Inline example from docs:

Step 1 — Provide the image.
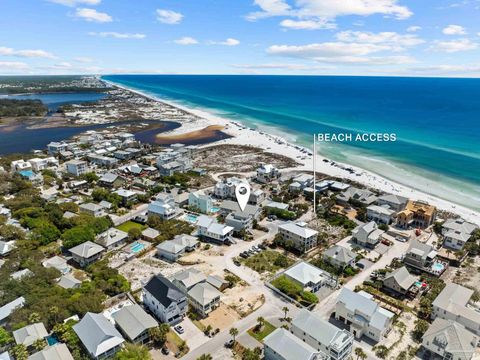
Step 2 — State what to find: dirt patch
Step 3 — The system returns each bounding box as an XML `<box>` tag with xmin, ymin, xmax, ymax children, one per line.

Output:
<box><xmin>200</xmin><ymin>303</ymin><xmax>240</xmax><ymax>331</ymax></box>
<box><xmin>193</xmin><ymin>144</ymin><xmax>300</xmax><ymax>172</ymax></box>
<box><xmin>223</xmin><ymin>285</ymin><xmax>265</xmax><ymax>318</ymax></box>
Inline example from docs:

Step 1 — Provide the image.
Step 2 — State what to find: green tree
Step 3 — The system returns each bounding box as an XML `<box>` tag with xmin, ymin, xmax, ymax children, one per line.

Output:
<box><xmin>62</xmin><ymin>226</ymin><xmax>95</xmax><ymax>249</ymax></box>
<box><xmin>114</xmin><ymin>343</ymin><xmax>152</xmax><ymax>360</ymax></box>
<box><xmin>256</xmin><ymin>317</ymin><xmax>265</xmax><ymax>331</ymax></box>
<box><xmin>0</xmin><ymin>326</ymin><xmax>13</xmax><ymax>347</ymax></box>
<box><xmin>128</xmin><ymin>227</ymin><xmax>142</xmax><ymax>241</ymax></box>
<box><xmin>282</xmin><ymin>306</ymin><xmax>289</xmax><ymax>320</ymax></box>
<box><xmin>29</xmin><ymin>312</ymin><xmax>41</xmax><ymax>324</ymax></box>
<box><xmin>11</xmin><ymin>344</ymin><xmax>28</xmax><ymax>360</ymax></box>
<box><xmin>412</xmin><ymin>319</ymin><xmax>429</xmax><ymax>342</ymax></box>
<box><xmin>81</xmin><ymin>172</ymin><xmax>99</xmax><ymax>184</ymax></box>
<box><xmin>149</xmin><ymin>324</ymin><xmax>170</xmax><ymax>346</ymax></box>
<box><xmin>355</xmin><ymin>347</ymin><xmax>367</xmax><ymax>360</ymax></box>
<box><xmin>197</xmin><ymin>355</ymin><xmax>213</xmax><ymax>360</ymax></box>
<box><xmin>229</xmin><ymin>327</ymin><xmax>239</xmax><ymax>344</ymax></box>
<box><xmin>33</xmin><ymin>338</ymin><xmax>47</xmax><ymax>352</ymax></box>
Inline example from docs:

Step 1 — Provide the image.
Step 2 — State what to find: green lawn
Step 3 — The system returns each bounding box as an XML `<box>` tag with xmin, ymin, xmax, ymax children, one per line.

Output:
<box><xmin>116</xmin><ymin>221</ymin><xmax>145</xmax><ymax>232</ymax></box>
<box><xmin>247</xmin><ymin>321</ymin><xmax>276</xmax><ymax>342</ymax></box>
<box><xmin>242</xmin><ymin>250</ymin><xmax>294</xmax><ymax>274</ymax></box>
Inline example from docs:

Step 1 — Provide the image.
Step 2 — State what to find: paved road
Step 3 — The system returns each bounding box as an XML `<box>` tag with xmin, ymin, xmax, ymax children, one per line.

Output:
<box><xmin>110</xmin><ymin>203</ymin><xmax>148</xmax><ymax>226</ymax></box>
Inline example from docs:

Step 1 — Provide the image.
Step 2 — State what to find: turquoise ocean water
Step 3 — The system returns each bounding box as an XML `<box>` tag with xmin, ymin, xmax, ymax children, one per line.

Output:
<box><xmin>102</xmin><ymin>75</ymin><xmax>480</xmax><ymax>211</ymax></box>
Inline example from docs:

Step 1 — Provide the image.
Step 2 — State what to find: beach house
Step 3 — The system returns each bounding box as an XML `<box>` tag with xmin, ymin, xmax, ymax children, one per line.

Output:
<box><xmin>376</xmin><ymin>194</ymin><xmax>408</xmax><ymax>212</ymax></box>
<box><xmin>196</xmin><ymin>215</ymin><xmax>234</xmax><ymax>244</ymax></box>
<box><xmin>73</xmin><ymin>313</ymin><xmax>125</xmax><ymax>360</ymax></box>
<box><xmin>69</xmin><ymin>241</ymin><xmax>105</xmax><ymax>267</ymax></box>
<box><xmin>351</xmin><ymin>221</ymin><xmax>384</xmax><ymax>248</ymax></box>
<box><xmin>256</xmin><ymin>164</ymin><xmax>279</xmax><ymax>183</ymax></box>
<box><xmin>188</xmin><ymin>190</ymin><xmax>213</xmax><ymax>213</ymax></box>
<box><xmin>112</xmin><ymin>304</ymin><xmax>158</xmax><ymax>344</ymax></box>
<box><xmin>291</xmin><ymin>309</ymin><xmax>353</xmax><ymax>360</ymax></box>
<box><xmin>95</xmin><ymin>228</ymin><xmax>128</xmax><ymax>250</ymax></box>
<box><xmin>323</xmin><ymin>245</ymin><xmax>356</xmax><ymax>270</ymax></box>
<box><xmin>277</xmin><ymin>222</ymin><xmax>318</xmax><ymax>253</ymax></box>
<box><xmin>283</xmin><ymin>261</ymin><xmax>334</xmax><ymax>293</ymax></box>
<box><xmin>65</xmin><ymin>159</ymin><xmax>88</xmax><ymax>177</ymax></box>
<box><xmin>382</xmin><ymin>266</ymin><xmax>418</xmax><ymax>296</ymax></box>
<box><xmin>442</xmin><ymin>218</ymin><xmax>478</xmax><ymax>251</ymax></box>
<box><xmin>263</xmin><ymin>328</ymin><xmax>327</xmax><ymax>360</ymax></box>
<box><xmin>335</xmin><ymin>288</ymin><xmax>394</xmax><ymax>342</ymax></box>
<box><xmin>148</xmin><ymin>193</ymin><xmax>177</xmax><ymax>219</ymax></box>
<box><xmin>156</xmin><ymin>234</ymin><xmax>199</xmax><ymax>262</ymax></box>
<box><xmin>432</xmin><ymin>283</ymin><xmax>480</xmax><ymax>336</ymax></box>
<box><xmin>366</xmin><ymin>205</ymin><xmax>396</xmax><ymax>224</ymax></box>
<box><xmin>214</xmin><ymin>177</ymin><xmax>242</xmax><ymax>199</ymax></box>
<box><xmin>397</xmin><ymin>200</ymin><xmax>436</xmax><ymax>229</ymax></box>
<box><xmin>422</xmin><ymin>318</ymin><xmax>478</xmax><ymax>360</ymax></box>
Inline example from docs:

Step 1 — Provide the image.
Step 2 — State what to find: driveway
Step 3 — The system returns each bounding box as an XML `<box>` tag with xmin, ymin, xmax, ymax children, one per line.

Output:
<box><xmin>176</xmin><ymin>317</ymin><xmax>209</xmax><ymax>351</ymax></box>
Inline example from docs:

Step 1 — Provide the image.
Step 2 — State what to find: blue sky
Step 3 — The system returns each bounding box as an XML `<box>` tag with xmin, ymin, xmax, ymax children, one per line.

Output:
<box><xmin>1</xmin><ymin>0</ymin><xmax>480</xmax><ymax>76</ymax></box>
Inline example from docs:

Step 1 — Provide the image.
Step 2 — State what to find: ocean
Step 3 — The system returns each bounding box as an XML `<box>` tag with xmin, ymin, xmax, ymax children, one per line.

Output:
<box><xmin>102</xmin><ymin>75</ymin><xmax>480</xmax><ymax>211</ymax></box>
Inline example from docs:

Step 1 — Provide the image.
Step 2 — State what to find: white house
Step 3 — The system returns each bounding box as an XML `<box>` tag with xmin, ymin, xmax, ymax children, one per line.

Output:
<box><xmin>366</xmin><ymin>205</ymin><xmax>395</xmax><ymax>225</ymax></box>
<box><xmin>214</xmin><ymin>177</ymin><xmax>241</xmax><ymax>199</ymax></box>
<box><xmin>65</xmin><ymin>160</ymin><xmax>88</xmax><ymax>177</ymax></box>
<box><xmin>79</xmin><ymin>203</ymin><xmax>104</xmax><ymax>218</ymax></box>
<box><xmin>263</xmin><ymin>328</ymin><xmax>326</xmax><ymax>360</ymax></box>
<box><xmin>187</xmin><ymin>282</ymin><xmax>222</xmax><ymax>317</ymax></box>
<box><xmin>283</xmin><ymin>261</ymin><xmax>334</xmax><ymax>293</ymax></box>
<box><xmin>335</xmin><ymin>288</ymin><xmax>394</xmax><ymax>342</ymax></box>
<box><xmin>278</xmin><ymin>222</ymin><xmax>318</xmax><ymax>253</ymax></box>
<box><xmin>256</xmin><ymin>164</ymin><xmax>279</xmax><ymax>183</ymax></box>
<box><xmin>148</xmin><ymin>193</ymin><xmax>177</xmax><ymax>219</ymax></box>
<box><xmin>156</xmin><ymin>234</ymin><xmax>199</xmax><ymax>262</ymax></box>
<box><xmin>351</xmin><ymin>221</ymin><xmax>384</xmax><ymax>248</ymax></box>
<box><xmin>95</xmin><ymin>228</ymin><xmax>128</xmax><ymax>250</ymax></box>
<box><xmin>143</xmin><ymin>275</ymin><xmax>187</xmax><ymax>325</ymax></box>
<box><xmin>432</xmin><ymin>283</ymin><xmax>480</xmax><ymax>336</ymax></box>
<box><xmin>422</xmin><ymin>318</ymin><xmax>478</xmax><ymax>360</ymax></box>
<box><xmin>291</xmin><ymin>309</ymin><xmax>353</xmax><ymax>360</ymax></box>
<box><xmin>196</xmin><ymin>215</ymin><xmax>234</xmax><ymax>244</ymax></box>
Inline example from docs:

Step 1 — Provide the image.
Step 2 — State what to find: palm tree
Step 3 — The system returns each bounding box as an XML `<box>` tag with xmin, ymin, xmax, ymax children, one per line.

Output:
<box><xmin>256</xmin><ymin>316</ymin><xmax>265</xmax><ymax>330</ymax></box>
<box><xmin>197</xmin><ymin>355</ymin><xmax>213</xmax><ymax>360</ymax></box>
<box><xmin>229</xmin><ymin>327</ymin><xmax>239</xmax><ymax>344</ymax></box>
<box><xmin>33</xmin><ymin>339</ymin><xmax>46</xmax><ymax>352</ymax></box>
<box><xmin>355</xmin><ymin>347</ymin><xmax>367</xmax><ymax>360</ymax></box>
<box><xmin>282</xmin><ymin>306</ymin><xmax>289</xmax><ymax>320</ymax></box>
<box><xmin>11</xmin><ymin>344</ymin><xmax>28</xmax><ymax>360</ymax></box>
<box><xmin>28</xmin><ymin>312</ymin><xmax>40</xmax><ymax>324</ymax></box>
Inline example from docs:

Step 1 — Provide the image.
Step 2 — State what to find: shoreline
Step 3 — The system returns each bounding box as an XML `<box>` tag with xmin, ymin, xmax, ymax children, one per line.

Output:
<box><xmin>102</xmin><ymin>79</ymin><xmax>480</xmax><ymax>226</ymax></box>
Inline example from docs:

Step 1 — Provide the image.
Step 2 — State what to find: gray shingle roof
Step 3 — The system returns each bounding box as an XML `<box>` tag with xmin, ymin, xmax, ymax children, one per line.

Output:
<box><xmin>73</xmin><ymin>313</ymin><xmax>124</xmax><ymax>358</ymax></box>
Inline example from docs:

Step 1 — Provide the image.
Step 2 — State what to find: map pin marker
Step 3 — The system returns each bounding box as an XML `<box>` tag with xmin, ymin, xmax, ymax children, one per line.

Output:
<box><xmin>235</xmin><ymin>182</ymin><xmax>251</xmax><ymax>211</ymax></box>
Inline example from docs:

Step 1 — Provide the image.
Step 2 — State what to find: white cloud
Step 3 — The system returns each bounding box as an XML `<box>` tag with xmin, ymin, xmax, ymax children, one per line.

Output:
<box><xmin>174</xmin><ymin>37</ymin><xmax>198</xmax><ymax>45</ymax></box>
<box><xmin>0</xmin><ymin>46</ymin><xmax>56</xmax><ymax>59</ymax></box>
<box><xmin>47</xmin><ymin>0</ymin><xmax>101</xmax><ymax>6</ymax></box>
<box><xmin>209</xmin><ymin>38</ymin><xmax>240</xmax><ymax>46</ymax></box>
<box><xmin>430</xmin><ymin>38</ymin><xmax>477</xmax><ymax>52</ymax></box>
<box><xmin>0</xmin><ymin>61</ymin><xmax>29</xmax><ymax>70</ymax></box>
<box><xmin>442</xmin><ymin>24</ymin><xmax>466</xmax><ymax>35</ymax></box>
<box><xmin>247</xmin><ymin>0</ymin><xmax>412</xmax><ymax>23</ymax></box>
<box><xmin>231</xmin><ymin>63</ymin><xmax>334</xmax><ymax>70</ymax></box>
<box><xmin>335</xmin><ymin>31</ymin><xmax>425</xmax><ymax>50</ymax></box>
<box><xmin>409</xmin><ymin>64</ymin><xmax>480</xmax><ymax>73</ymax></box>
<box><xmin>280</xmin><ymin>19</ymin><xmax>336</xmax><ymax>30</ymax></box>
<box><xmin>156</xmin><ymin>9</ymin><xmax>183</xmax><ymax>24</ymax></box>
<box><xmin>406</xmin><ymin>26</ymin><xmax>421</xmax><ymax>32</ymax></box>
<box><xmin>88</xmin><ymin>32</ymin><xmax>146</xmax><ymax>39</ymax></box>
<box><xmin>266</xmin><ymin>42</ymin><xmax>416</xmax><ymax>64</ymax></box>
<box><xmin>75</xmin><ymin>8</ymin><xmax>112</xmax><ymax>22</ymax></box>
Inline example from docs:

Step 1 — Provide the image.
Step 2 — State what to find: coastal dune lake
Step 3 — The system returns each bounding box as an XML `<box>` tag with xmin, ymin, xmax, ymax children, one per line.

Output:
<box><xmin>103</xmin><ymin>75</ymin><xmax>480</xmax><ymax>211</ymax></box>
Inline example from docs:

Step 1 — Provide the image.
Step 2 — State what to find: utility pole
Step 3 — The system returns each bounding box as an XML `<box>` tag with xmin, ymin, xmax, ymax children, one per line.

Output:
<box><xmin>313</xmin><ymin>134</ymin><xmax>316</xmax><ymax>217</ymax></box>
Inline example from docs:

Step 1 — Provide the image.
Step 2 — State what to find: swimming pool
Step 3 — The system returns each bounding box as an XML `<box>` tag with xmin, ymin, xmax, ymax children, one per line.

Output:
<box><xmin>46</xmin><ymin>335</ymin><xmax>59</xmax><ymax>346</ymax></box>
<box><xmin>431</xmin><ymin>262</ymin><xmax>445</xmax><ymax>272</ymax></box>
<box><xmin>130</xmin><ymin>242</ymin><xmax>145</xmax><ymax>253</ymax></box>
<box><xmin>211</xmin><ymin>206</ymin><xmax>220</xmax><ymax>213</ymax></box>
<box><xmin>185</xmin><ymin>214</ymin><xmax>198</xmax><ymax>223</ymax></box>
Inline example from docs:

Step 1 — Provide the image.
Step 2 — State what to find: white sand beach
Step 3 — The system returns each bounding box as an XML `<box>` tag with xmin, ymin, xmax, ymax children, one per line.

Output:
<box><xmin>106</xmin><ymin>81</ymin><xmax>480</xmax><ymax>226</ymax></box>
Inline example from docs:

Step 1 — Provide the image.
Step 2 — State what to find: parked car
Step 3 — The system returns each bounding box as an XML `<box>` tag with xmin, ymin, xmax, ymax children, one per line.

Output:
<box><xmin>225</xmin><ymin>339</ymin><xmax>235</xmax><ymax>348</ymax></box>
<box><xmin>174</xmin><ymin>325</ymin><xmax>184</xmax><ymax>334</ymax></box>
<box><xmin>161</xmin><ymin>347</ymin><xmax>170</xmax><ymax>355</ymax></box>
<box><xmin>239</xmin><ymin>252</ymin><xmax>248</xmax><ymax>259</ymax></box>
<box><xmin>233</xmin><ymin>259</ymin><xmax>241</xmax><ymax>266</ymax></box>
<box><xmin>258</xmin><ymin>243</ymin><xmax>267</xmax><ymax>250</ymax></box>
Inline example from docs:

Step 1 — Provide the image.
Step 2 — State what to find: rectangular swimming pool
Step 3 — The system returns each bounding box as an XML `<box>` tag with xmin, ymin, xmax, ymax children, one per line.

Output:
<box><xmin>130</xmin><ymin>242</ymin><xmax>145</xmax><ymax>253</ymax></box>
